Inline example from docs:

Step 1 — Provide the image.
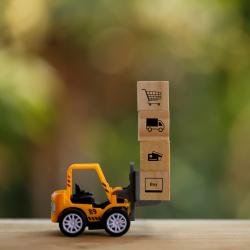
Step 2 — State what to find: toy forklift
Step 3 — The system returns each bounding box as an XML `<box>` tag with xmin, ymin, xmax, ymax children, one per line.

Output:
<box><xmin>51</xmin><ymin>81</ymin><xmax>170</xmax><ymax>237</ymax></box>
<box><xmin>51</xmin><ymin>163</ymin><xmax>142</xmax><ymax>237</ymax></box>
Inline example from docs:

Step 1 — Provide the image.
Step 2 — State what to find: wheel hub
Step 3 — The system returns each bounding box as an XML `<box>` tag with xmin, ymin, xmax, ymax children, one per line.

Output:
<box><xmin>62</xmin><ymin>213</ymin><xmax>83</xmax><ymax>234</ymax></box>
<box><xmin>107</xmin><ymin>212</ymin><xmax>127</xmax><ymax>234</ymax></box>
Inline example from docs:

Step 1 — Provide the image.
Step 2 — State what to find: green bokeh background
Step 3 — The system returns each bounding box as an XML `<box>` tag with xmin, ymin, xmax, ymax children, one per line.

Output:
<box><xmin>0</xmin><ymin>0</ymin><xmax>250</xmax><ymax>218</ymax></box>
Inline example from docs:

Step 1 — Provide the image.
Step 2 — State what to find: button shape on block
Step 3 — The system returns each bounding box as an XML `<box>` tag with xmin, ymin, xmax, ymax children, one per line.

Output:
<box><xmin>138</xmin><ymin>110</ymin><xmax>169</xmax><ymax>141</ymax></box>
<box><xmin>140</xmin><ymin>171</ymin><xmax>170</xmax><ymax>201</ymax></box>
<box><xmin>145</xmin><ymin>178</ymin><xmax>163</xmax><ymax>192</ymax></box>
<box><xmin>137</xmin><ymin>81</ymin><xmax>169</xmax><ymax>111</ymax></box>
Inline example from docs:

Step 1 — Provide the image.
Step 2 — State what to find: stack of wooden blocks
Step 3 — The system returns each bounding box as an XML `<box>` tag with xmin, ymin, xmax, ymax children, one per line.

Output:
<box><xmin>137</xmin><ymin>81</ymin><xmax>170</xmax><ymax>201</ymax></box>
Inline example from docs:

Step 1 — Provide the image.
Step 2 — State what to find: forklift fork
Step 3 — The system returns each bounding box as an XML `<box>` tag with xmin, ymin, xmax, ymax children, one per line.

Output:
<box><xmin>115</xmin><ymin>162</ymin><xmax>161</xmax><ymax>221</ymax></box>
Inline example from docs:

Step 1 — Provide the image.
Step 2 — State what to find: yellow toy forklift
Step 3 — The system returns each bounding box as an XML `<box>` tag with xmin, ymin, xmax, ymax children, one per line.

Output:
<box><xmin>51</xmin><ymin>163</ymin><xmax>149</xmax><ymax>237</ymax></box>
<box><xmin>51</xmin><ymin>81</ymin><xmax>169</xmax><ymax>237</ymax></box>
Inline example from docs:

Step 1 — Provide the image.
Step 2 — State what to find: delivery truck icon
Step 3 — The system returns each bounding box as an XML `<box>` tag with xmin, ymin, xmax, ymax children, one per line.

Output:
<box><xmin>146</xmin><ymin>118</ymin><xmax>165</xmax><ymax>132</ymax></box>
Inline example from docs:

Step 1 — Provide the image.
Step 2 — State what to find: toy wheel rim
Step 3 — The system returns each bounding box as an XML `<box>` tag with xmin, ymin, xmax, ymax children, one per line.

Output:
<box><xmin>106</xmin><ymin>213</ymin><xmax>127</xmax><ymax>234</ymax></box>
<box><xmin>62</xmin><ymin>213</ymin><xmax>83</xmax><ymax>234</ymax></box>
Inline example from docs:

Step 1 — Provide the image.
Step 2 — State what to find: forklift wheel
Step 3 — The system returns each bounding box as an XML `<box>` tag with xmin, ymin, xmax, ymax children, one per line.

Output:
<box><xmin>104</xmin><ymin>209</ymin><xmax>130</xmax><ymax>237</ymax></box>
<box><xmin>59</xmin><ymin>209</ymin><xmax>86</xmax><ymax>237</ymax></box>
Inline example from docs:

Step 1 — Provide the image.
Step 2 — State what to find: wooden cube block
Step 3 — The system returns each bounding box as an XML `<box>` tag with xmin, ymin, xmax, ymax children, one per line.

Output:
<box><xmin>137</xmin><ymin>81</ymin><xmax>169</xmax><ymax>111</ymax></box>
<box><xmin>139</xmin><ymin>171</ymin><xmax>170</xmax><ymax>201</ymax></box>
<box><xmin>140</xmin><ymin>140</ymin><xmax>170</xmax><ymax>172</ymax></box>
<box><xmin>138</xmin><ymin>110</ymin><xmax>169</xmax><ymax>141</ymax></box>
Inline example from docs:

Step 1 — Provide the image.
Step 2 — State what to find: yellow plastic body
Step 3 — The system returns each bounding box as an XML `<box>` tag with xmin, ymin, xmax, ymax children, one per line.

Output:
<box><xmin>51</xmin><ymin>163</ymin><xmax>130</xmax><ymax>223</ymax></box>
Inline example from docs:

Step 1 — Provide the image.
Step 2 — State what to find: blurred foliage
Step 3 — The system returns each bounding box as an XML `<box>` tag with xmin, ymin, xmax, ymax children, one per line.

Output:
<box><xmin>0</xmin><ymin>0</ymin><xmax>250</xmax><ymax>218</ymax></box>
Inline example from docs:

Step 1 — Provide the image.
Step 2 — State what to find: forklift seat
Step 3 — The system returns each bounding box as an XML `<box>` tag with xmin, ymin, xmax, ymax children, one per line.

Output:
<box><xmin>71</xmin><ymin>184</ymin><xmax>95</xmax><ymax>204</ymax></box>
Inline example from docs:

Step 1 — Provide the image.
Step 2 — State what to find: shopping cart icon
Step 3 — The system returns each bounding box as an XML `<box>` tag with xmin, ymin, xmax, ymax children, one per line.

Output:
<box><xmin>142</xmin><ymin>89</ymin><xmax>161</xmax><ymax>106</ymax></box>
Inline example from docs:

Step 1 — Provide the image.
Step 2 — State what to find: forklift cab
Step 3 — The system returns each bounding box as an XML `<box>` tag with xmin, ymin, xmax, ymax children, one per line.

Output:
<box><xmin>51</xmin><ymin>163</ymin><xmax>131</xmax><ymax>237</ymax></box>
<box><xmin>69</xmin><ymin>165</ymin><xmax>112</xmax><ymax>209</ymax></box>
<box><xmin>71</xmin><ymin>183</ymin><xmax>111</xmax><ymax>209</ymax></box>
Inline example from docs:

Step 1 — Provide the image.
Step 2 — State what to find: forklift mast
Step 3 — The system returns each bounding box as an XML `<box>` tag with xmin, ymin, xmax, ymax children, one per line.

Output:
<box><xmin>114</xmin><ymin>162</ymin><xmax>161</xmax><ymax>220</ymax></box>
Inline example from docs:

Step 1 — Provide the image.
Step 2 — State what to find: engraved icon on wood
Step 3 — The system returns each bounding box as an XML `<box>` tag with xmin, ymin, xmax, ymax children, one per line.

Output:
<box><xmin>146</xmin><ymin>118</ymin><xmax>165</xmax><ymax>132</ymax></box>
<box><xmin>145</xmin><ymin>178</ymin><xmax>163</xmax><ymax>193</ymax></box>
<box><xmin>148</xmin><ymin>151</ymin><xmax>163</xmax><ymax>161</ymax></box>
<box><xmin>142</xmin><ymin>89</ymin><xmax>161</xmax><ymax>106</ymax></box>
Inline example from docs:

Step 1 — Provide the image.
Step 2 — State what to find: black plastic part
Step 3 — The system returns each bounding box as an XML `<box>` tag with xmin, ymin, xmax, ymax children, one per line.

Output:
<box><xmin>92</xmin><ymin>200</ymin><xmax>110</xmax><ymax>209</ymax></box>
<box><xmin>71</xmin><ymin>184</ymin><xmax>95</xmax><ymax>204</ymax></box>
<box><xmin>88</xmin><ymin>222</ymin><xmax>104</xmax><ymax>230</ymax></box>
<box><xmin>71</xmin><ymin>195</ymin><xmax>94</xmax><ymax>204</ymax></box>
<box><xmin>129</xmin><ymin>163</ymin><xmax>136</xmax><ymax>220</ymax></box>
<box><xmin>114</xmin><ymin>162</ymin><xmax>136</xmax><ymax>220</ymax></box>
<box><xmin>117</xmin><ymin>198</ymin><xmax>124</xmax><ymax>203</ymax></box>
<box><xmin>114</xmin><ymin>162</ymin><xmax>162</xmax><ymax>221</ymax></box>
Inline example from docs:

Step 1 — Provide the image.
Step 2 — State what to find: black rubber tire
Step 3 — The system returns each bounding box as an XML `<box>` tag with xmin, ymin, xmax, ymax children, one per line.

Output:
<box><xmin>103</xmin><ymin>209</ymin><xmax>130</xmax><ymax>237</ymax></box>
<box><xmin>59</xmin><ymin>208</ymin><xmax>86</xmax><ymax>237</ymax></box>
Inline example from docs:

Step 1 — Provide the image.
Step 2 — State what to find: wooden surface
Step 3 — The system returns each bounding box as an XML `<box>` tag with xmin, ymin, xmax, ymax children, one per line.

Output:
<box><xmin>0</xmin><ymin>220</ymin><xmax>249</xmax><ymax>250</ymax></box>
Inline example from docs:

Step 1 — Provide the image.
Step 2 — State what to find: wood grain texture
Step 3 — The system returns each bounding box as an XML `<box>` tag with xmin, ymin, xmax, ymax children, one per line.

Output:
<box><xmin>0</xmin><ymin>220</ymin><xmax>249</xmax><ymax>250</ymax></box>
